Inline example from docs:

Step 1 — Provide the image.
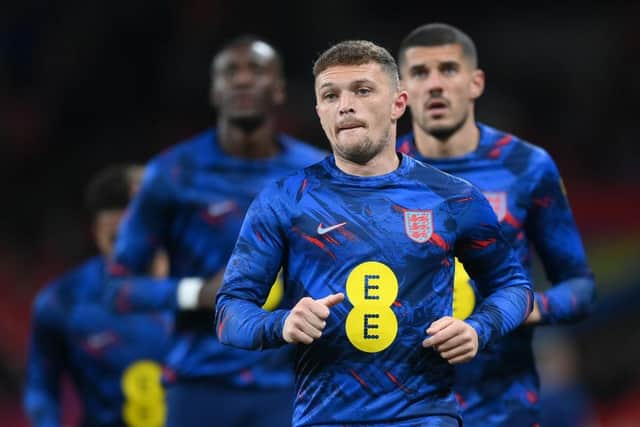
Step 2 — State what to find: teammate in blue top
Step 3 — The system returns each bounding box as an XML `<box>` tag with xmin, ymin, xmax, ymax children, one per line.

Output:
<box><xmin>108</xmin><ymin>35</ymin><xmax>327</xmax><ymax>427</ymax></box>
<box><xmin>216</xmin><ymin>40</ymin><xmax>533</xmax><ymax>427</ymax></box>
<box><xmin>396</xmin><ymin>23</ymin><xmax>596</xmax><ymax>427</ymax></box>
<box><xmin>23</xmin><ymin>165</ymin><xmax>172</xmax><ymax>427</ymax></box>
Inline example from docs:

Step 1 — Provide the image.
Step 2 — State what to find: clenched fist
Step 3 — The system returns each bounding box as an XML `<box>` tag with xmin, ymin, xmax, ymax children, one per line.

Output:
<box><xmin>422</xmin><ymin>316</ymin><xmax>479</xmax><ymax>364</ymax></box>
<box><xmin>283</xmin><ymin>293</ymin><xmax>344</xmax><ymax>344</ymax></box>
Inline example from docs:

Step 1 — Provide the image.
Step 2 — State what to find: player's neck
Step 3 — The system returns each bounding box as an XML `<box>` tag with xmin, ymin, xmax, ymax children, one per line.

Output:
<box><xmin>412</xmin><ymin>116</ymin><xmax>479</xmax><ymax>159</ymax></box>
<box><xmin>217</xmin><ymin>117</ymin><xmax>280</xmax><ymax>159</ymax></box>
<box><xmin>334</xmin><ymin>141</ymin><xmax>400</xmax><ymax>177</ymax></box>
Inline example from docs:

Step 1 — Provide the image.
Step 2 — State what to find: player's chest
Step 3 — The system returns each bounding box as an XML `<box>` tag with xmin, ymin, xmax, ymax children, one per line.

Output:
<box><xmin>67</xmin><ymin>305</ymin><xmax>170</xmax><ymax>362</ymax></box>
<box><xmin>288</xmin><ymin>191</ymin><xmax>455</xmax><ymax>262</ymax></box>
<box><xmin>175</xmin><ymin>169</ymin><xmax>280</xmax><ymax>228</ymax></box>
<box><xmin>451</xmin><ymin>168</ymin><xmax>530</xmax><ymax>234</ymax></box>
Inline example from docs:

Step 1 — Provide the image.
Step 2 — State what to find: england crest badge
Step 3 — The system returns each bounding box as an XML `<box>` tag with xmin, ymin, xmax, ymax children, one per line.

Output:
<box><xmin>404</xmin><ymin>210</ymin><xmax>433</xmax><ymax>243</ymax></box>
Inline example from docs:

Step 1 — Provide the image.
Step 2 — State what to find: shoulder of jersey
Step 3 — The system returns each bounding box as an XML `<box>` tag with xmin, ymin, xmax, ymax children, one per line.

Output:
<box><xmin>34</xmin><ymin>256</ymin><xmax>104</xmax><ymax>309</ymax></box>
<box><xmin>481</xmin><ymin>123</ymin><xmax>553</xmax><ymax>162</ymax></box>
<box><xmin>259</xmin><ymin>160</ymin><xmax>327</xmax><ymax>203</ymax></box>
<box><xmin>520</xmin><ymin>139</ymin><xmax>555</xmax><ymax>169</ymax></box>
<box><xmin>405</xmin><ymin>154</ymin><xmax>476</xmax><ymax>192</ymax></box>
<box><xmin>140</xmin><ymin>129</ymin><xmax>215</xmax><ymax>186</ymax></box>
<box><xmin>150</xmin><ymin>129</ymin><xmax>215</xmax><ymax>166</ymax></box>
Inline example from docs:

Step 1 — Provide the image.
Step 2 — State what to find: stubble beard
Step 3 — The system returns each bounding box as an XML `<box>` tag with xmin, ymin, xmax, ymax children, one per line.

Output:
<box><xmin>334</xmin><ymin>127</ymin><xmax>390</xmax><ymax>165</ymax></box>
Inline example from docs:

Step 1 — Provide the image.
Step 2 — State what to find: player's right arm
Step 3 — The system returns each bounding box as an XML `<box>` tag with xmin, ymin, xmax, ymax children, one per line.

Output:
<box><xmin>216</xmin><ymin>182</ymin><xmax>339</xmax><ymax>349</ymax></box>
<box><xmin>23</xmin><ymin>287</ymin><xmax>67</xmax><ymax>427</ymax></box>
<box><xmin>105</xmin><ymin>268</ymin><xmax>225</xmax><ymax>313</ymax></box>
<box><xmin>112</xmin><ymin>163</ymin><xmax>172</xmax><ymax>275</ymax></box>
<box><xmin>106</xmin><ymin>163</ymin><xmax>217</xmax><ymax>312</ymax></box>
<box><xmin>215</xmin><ymin>185</ymin><xmax>290</xmax><ymax>349</ymax></box>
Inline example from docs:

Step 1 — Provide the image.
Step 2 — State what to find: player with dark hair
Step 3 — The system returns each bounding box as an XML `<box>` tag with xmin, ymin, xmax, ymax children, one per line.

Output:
<box><xmin>107</xmin><ymin>35</ymin><xmax>327</xmax><ymax>427</ymax></box>
<box><xmin>216</xmin><ymin>40</ymin><xmax>532</xmax><ymax>427</ymax></box>
<box><xmin>24</xmin><ymin>164</ymin><xmax>172</xmax><ymax>427</ymax></box>
<box><xmin>397</xmin><ymin>22</ymin><xmax>596</xmax><ymax>427</ymax></box>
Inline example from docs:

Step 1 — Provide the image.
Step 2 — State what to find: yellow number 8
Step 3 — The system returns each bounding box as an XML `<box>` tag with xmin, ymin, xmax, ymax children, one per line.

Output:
<box><xmin>121</xmin><ymin>360</ymin><xmax>165</xmax><ymax>427</ymax></box>
<box><xmin>453</xmin><ymin>258</ymin><xmax>476</xmax><ymax>320</ymax></box>
<box><xmin>345</xmin><ymin>261</ymin><xmax>399</xmax><ymax>353</ymax></box>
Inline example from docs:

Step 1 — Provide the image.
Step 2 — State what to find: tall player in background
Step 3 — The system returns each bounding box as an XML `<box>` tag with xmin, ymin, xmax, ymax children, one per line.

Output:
<box><xmin>216</xmin><ymin>40</ymin><xmax>532</xmax><ymax>426</ymax></box>
<box><xmin>108</xmin><ymin>35</ymin><xmax>326</xmax><ymax>427</ymax></box>
<box><xmin>397</xmin><ymin>23</ymin><xmax>596</xmax><ymax>426</ymax></box>
<box><xmin>23</xmin><ymin>165</ymin><xmax>172</xmax><ymax>427</ymax></box>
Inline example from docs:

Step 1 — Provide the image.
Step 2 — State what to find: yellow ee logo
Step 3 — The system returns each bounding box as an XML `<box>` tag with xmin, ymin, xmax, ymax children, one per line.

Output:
<box><xmin>453</xmin><ymin>258</ymin><xmax>476</xmax><ymax>320</ymax></box>
<box><xmin>345</xmin><ymin>261</ymin><xmax>399</xmax><ymax>353</ymax></box>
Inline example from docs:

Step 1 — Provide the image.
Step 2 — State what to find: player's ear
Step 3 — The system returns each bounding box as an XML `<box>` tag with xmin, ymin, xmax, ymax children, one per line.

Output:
<box><xmin>391</xmin><ymin>90</ymin><xmax>408</xmax><ymax>121</ymax></box>
<box><xmin>273</xmin><ymin>77</ymin><xmax>286</xmax><ymax>106</ymax></box>
<box><xmin>470</xmin><ymin>69</ymin><xmax>485</xmax><ymax>100</ymax></box>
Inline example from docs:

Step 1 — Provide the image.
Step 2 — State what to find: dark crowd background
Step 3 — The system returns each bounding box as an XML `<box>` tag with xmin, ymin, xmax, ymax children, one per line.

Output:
<box><xmin>1</xmin><ymin>1</ymin><xmax>639</xmax><ymax>425</ymax></box>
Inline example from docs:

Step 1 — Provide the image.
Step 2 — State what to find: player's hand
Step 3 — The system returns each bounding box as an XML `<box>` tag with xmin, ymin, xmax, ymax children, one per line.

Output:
<box><xmin>282</xmin><ymin>293</ymin><xmax>344</xmax><ymax>344</ymax></box>
<box><xmin>422</xmin><ymin>316</ymin><xmax>479</xmax><ymax>364</ymax></box>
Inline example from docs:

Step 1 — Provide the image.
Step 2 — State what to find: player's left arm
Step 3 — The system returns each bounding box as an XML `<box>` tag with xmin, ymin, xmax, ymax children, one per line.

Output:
<box><xmin>425</xmin><ymin>187</ymin><xmax>533</xmax><ymax>364</ymax></box>
<box><xmin>524</xmin><ymin>153</ymin><xmax>596</xmax><ymax>325</ymax></box>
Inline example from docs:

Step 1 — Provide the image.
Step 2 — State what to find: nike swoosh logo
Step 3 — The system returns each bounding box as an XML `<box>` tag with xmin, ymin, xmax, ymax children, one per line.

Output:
<box><xmin>86</xmin><ymin>332</ymin><xmax>118</xmax><ymax>351</ymax></box>
<box><xmin>317</xmin><ymin>222</ymin><xmax>347</xmax><ymax>235</ymax></box>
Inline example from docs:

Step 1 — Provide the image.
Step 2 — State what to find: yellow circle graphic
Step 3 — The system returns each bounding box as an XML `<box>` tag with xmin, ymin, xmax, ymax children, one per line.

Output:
<box><xmin>346</xmin><ymin>261</ymin><xmax>398</xmax><ymax>305</ymax></box>
<box><xmin>346</xmin><ymin>306</ymin><xmax>398</xmax><ymax>353</ymax></box>
<box><xmin>121</xmin><ymin>360</ymin><xmax>165</xmax><ymax>427</ymax></box>
<box><xmin>262</xmin><ymin>269</ymin><xmax>284</xmax><ymax>311</ymax></box>
<box><xmin>345</xmin><ymin>261</ymin><xmax>399</xmax><ymax>353</ymax></box>
<box><xmin>452</xmin><ymin>258</ymin><xmax>476</xmax><ymax>320</ymax></box>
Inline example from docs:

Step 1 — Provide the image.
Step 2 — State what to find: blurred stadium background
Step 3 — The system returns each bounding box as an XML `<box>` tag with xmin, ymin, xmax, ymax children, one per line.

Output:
<box><xmin>1</xmin><ymin>1</ymin><xmax>639</xmax><ymax>425</ymax></box>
